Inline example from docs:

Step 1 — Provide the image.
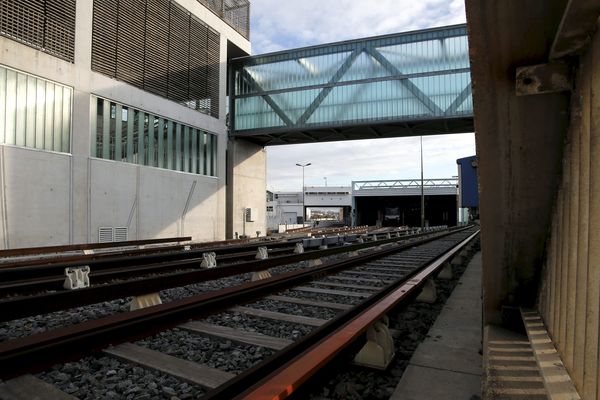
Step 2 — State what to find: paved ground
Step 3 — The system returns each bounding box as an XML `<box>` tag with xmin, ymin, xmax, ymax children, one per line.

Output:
<box><xmin>390</xmin><ymin>252</ymin><xmax>482</xmax><ymax>400</ymax></box>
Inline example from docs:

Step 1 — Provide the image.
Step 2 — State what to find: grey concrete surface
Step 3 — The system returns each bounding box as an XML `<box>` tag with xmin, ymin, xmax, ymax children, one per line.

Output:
<box><xmin>390</xmin><ymin>252</ymin><xmax>482</xmax><ymax>400</ymax></box>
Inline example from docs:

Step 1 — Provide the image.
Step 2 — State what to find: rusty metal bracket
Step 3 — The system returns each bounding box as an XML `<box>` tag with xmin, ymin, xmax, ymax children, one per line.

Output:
<box><xmin>516</xmin><ymin>62</ymin><xmax>572</xmax><ymax>96</ymax></box>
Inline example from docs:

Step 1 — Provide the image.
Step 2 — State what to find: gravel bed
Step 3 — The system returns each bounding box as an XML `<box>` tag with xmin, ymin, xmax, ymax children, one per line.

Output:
<box><xmin>136</xmin><ymin>328</ymin><xmax>274</xmax><ymax>374</ymax></box>
<box><xmin>158</xmin><ymin>272</ymin><xmax>251</xmax><ymax>302</ymax></box>
<box><xmin>318</xmin><ymin>277</ymin><xmax>388</xmax><ymax>287</ymax></box>
<box><xmin>282</xmin><ymin>288</ymin><xmax>362</xmax><ymax>306</ymax></box>
<box><xmin>203</xmin><ymin>310</ymin><xmax>315</xmax><ymax>340</ymax></box>
<box><xmin>36</xmin><ymin>355</ymin><xmax>206</xmax><ymax>400</ymax></box>
<box><xmin>307</xmin><ymin>281</ymin><xmax>378</xmax><ymax>293</ymax></box>
<box><xmin>338</xmin><ymin>271</ymin><xmax>400</xmax><ymax>281</ymax></box>
<box><xmin>0</xmin><ymin>298</ymin><xmax>130</xmax><ymax>341</ymax></box>
<box><xmin>247</xmin><ymin>298</ymin><xmax>340</xmax><ymax>319</ymax></box>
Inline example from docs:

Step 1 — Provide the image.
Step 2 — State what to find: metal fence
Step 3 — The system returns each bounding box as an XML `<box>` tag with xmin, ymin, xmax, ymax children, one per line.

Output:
<box><xmin>198</xmin><ymin>0</ymin><xmax>250</xmax><ymax>39</ymax></box>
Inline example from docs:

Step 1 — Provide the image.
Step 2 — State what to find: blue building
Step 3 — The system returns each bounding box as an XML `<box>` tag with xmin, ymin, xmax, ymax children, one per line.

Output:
<box><xmin>457</xmin><ymin>155</ymin><xmax>479</xmax><ymax>220</ymax></box>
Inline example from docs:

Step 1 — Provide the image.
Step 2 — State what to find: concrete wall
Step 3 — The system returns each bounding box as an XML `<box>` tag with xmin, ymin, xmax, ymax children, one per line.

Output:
<box><xmin>466</xmin><ymin>0</ymin><xmax>568</xmax><ymax>324</ymax></box>
<box><xmin>467</xmin><ymin>1</ymin><xmax>600</xmax><ymax>398</ymax></box>
<box><xmin>0</xmin><ymin>0</ymin><xmax>250</xmax><ymax>248</ymax></box>
<box><xmin>227</xmin><ymin>138</ymin><xmax>267</xmax><ymax>238</ymax></box>
<box><xmin>538</xmin><ymin>24</ymin><xmax>600</xmax><ymax>400</ymax></box>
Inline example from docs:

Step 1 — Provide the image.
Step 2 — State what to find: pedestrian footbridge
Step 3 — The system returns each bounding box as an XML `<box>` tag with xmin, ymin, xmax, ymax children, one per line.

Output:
<box><xmin>229</xmin><ymin>24</ymin><xmax>472</xmax><ymax>145</ymax></box>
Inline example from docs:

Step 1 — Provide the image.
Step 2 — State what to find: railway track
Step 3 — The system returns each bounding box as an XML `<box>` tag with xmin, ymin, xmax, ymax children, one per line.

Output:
<box><xmin>0</xmin><ymin>226</ymin><xmax>447</xmax><ymax>322</ymax></box>
<box><xmin>0</xmin><ymin>226</ymin><xmax>479</xmax><ymax>400</ymax></box>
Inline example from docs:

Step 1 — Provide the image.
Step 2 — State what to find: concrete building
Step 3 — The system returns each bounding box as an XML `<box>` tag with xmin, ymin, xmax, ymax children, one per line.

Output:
<box><xmin>0</xmin><ymin>0</ymin><xmax>266</xmax><ymax>248</ymax></box>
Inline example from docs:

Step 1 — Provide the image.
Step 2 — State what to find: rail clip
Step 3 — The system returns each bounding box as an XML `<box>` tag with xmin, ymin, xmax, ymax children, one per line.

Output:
<box><xmin>294</xmin><ymin>243</ymin><xmax>304</xmax><ymax>254</ymax></box>
<box><xmin>63</xmin><ymin>266</ymin><xmax>90</xmax><ymax>290</ymax></box>
<box><xmin>200</xmin><ymin>252</ymin><xmax>217</xmax><ymax>269</ymax></box>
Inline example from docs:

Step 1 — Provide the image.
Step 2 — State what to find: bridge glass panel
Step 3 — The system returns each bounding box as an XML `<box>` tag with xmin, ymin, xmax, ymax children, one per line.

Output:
<box><xmin>230</xmin><ymin>24</ymin><xmax>472</xmax><ymax>142</ymax></box>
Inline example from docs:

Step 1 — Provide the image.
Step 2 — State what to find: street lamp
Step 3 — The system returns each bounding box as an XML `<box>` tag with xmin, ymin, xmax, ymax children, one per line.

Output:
<box><xmin>296</xmin><ymin>162</ymin><xmax>311</xmax><ymax>223</ymax></box>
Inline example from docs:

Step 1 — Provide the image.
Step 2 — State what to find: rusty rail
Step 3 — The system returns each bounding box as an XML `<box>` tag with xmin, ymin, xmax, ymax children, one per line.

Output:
<box><xmin>0</xmin><ymin>237</ymin><xmax>192</xmax><ymax>258</ymax></box>
<box><xmin>206</xmin><ymin>229</ymin><xmax>480</xmax><ymax>400</ymax></box>
<box><xmin>0</xmin><ymin>227</ymin><xmax>463</xmax><ymax>322</ymax></box>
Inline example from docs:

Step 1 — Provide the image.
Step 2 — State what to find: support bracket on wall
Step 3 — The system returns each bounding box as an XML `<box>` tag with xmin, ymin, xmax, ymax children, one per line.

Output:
<box><xmin>516</xmin><ymin>62</ymin><xmax>572</xmax><ymax>96</ymax></box>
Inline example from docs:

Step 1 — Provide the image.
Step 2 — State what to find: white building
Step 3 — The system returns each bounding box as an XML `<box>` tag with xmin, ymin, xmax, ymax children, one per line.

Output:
<box><xmin>0</xmin><ymin>0</ymin><xmax>266</xmax><ymax>248</ymax></box>
<box><xmin>266</xmin><ymin>186</ymin><xmax>352</xmax><ymax>231</ymax></box>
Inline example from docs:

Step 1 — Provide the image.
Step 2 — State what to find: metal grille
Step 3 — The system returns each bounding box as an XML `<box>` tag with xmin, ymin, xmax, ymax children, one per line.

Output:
<box><xmin>144</xmin><ymin>0</ymin><xmax>170</xmax><ymax>97</ymax></box>
<box><xmin>168</xmin><ymin>2</ymin><xmax>190</xmax><ymax>103</ymax></box>
<box><xmin>189</xmin><ymin>15</ymin><xmax>209</xmax><ymax>111</ymax></box>
<box><xmin>207</xmin><ymin>28</ymin><xmax>220</xmax><ymax>118</ymax></box>
<box><xmin>114</xmin><ymin>227</ymin><xmax>128</xmax><ymax>242</ymax></box>
<box><xmin>91</xmin><ymin>0</ymin><xmax>220</xmax><ymax>118</ymax></box>
<box><xmin>116</xmin><ymin>0</ymin><xmax>146</xmax><ymax>88</ymax></box>
<box><xmin>0</xmin><ymin>0</ymin><xmax>76</xmax><ymax>62</ymax></box>
<box><xmin>91</xmin><ymin>0</ymin><xmax>118</xmax><ymax>77</ymax></box>
<box><xmin>196</xmin><ymin>0</ymin><xmax>249</xmax><ymax>39</ymax></box>
<box><xmin>98</xmin><ymin>227</ymin><xmax>114</xmax><ymax>243</ymax></box>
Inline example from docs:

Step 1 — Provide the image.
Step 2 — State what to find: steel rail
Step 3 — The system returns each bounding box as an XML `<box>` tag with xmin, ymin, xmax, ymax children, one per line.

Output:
<box><xmin>0</xmin><ymin>237</ymin><xmax>193</xmax><ymax>258</ymax></box>
<box><xmin>209</xmin><ymin>229</ymin><xmax>480</xmax><ymax>400</ymax></box>
<box><xmin>0</xmin><ymin>228</ymin><xmax>463</xmax><ymax>322</ymax></box>
<box><xmin>0</xmin><ymin>238</ymin><xmax>304</xmax><ymax>278</ymax></box>
<box><xmin>0</xmin><ymin>228</ymin><xmax>476</xmax><ymax>379</ymax></box>
<box><xmin>0</xmin><ymin>245</ymin><xmax>301</xmax><ymax>296</ymax></box>
<box><xmin>0</xmin><ymin>243</ymin><xmax>190</xmax><ymax>269</ymax></box>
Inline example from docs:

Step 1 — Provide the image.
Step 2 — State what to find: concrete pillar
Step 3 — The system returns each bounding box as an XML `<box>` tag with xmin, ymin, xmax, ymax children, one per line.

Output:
<box><xmin>226</xmin><ymin>138</ymin><xmax>267</xmax><ymax>239</ymax></box>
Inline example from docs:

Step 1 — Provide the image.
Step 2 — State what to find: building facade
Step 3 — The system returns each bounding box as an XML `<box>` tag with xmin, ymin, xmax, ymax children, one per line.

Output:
<box><xmin>0</xmin><ymin>0</ymin><xmax>263</xmax><ymax>248</ymax></box>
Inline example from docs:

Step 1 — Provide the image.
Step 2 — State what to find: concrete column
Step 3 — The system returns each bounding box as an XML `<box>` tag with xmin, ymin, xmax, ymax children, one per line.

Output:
<box><xmin>70</xmin><ymin>0</ymin><xmax>94</xmax><ymax>244</ymax></box>
<box><xmin>226</xmin><ymin>138</ymin><xmax>267</xmax><ymax>238</ymax></box>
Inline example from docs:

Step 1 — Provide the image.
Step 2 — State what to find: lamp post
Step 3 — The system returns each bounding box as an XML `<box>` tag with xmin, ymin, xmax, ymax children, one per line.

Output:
<box><xmin>296</xmin><ymin>162</ymin><xmax>311</xmax><ymax>223</ymax></box>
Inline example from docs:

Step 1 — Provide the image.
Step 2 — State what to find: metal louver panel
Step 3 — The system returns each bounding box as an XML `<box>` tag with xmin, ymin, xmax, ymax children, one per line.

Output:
<box><xmin>189</xmin><ymin>16</ymin><xmax>208</xmax><ymax>111</ymax></box>
<box><xmin>144</xmin><ymin>0</ymin><xmax>170</xmax><ymax>97</ymax></box>
<box><xmin>45</xmin><ymin>0</ymin><xmax>76</xmax><ymax>60</ymax></box>
<box><xmin>0</xmin><ymin>0</ymin><xmax>75</xmax><ymax>62</ymax></box>
<box><xmin>98</xmin><ymin>227</ymin><xmax>114</xmax><ymax>243</ymax></box>
<box><xmin>116</xmin><ymin>0</ymin><xmax>146</xmax><ymax>88</ymax></box>
<box><xmin>114</xmin><ymin>227</ymin><xmax>128</xmax><ymax>242</ymax></box>
<box><xmin>90</xmin><ymin>0</ymin><xmax>220</xmax><ymax>118</ymax></box>
<box><xmin>91</xmin><ymin>0</ymin><xmax>118</xmax><ymax>77</ymax></box>
<box><xmin>207</xmin><ymin>28</ymin><xmax>220</xmax><ymax>118</ymax></box>
<box><xmin>168</xmin><ymin>2</ymin><xmax>190</xmax><ymax>103</ymax></box>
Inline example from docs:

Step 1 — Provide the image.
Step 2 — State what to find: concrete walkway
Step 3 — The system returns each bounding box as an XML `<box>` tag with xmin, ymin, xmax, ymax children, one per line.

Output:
<box><xmin>390</xmin><ymin>252</ymin><xmax>482</xmax><ymax>400</ymax></box>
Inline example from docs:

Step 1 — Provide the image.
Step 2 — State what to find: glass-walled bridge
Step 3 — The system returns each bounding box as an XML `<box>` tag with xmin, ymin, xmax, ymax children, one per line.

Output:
<box><xmin>229</xmin><ymin>24</ymin><xmax>472</xmax><ymax>145</ymax></box>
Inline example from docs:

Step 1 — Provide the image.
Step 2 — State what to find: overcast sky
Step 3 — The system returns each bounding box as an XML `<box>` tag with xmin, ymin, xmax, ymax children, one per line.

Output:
<box><xmin>249</xmin><ymin>0</ymin><xmax>474</xmax><ymax>192</ymax></box>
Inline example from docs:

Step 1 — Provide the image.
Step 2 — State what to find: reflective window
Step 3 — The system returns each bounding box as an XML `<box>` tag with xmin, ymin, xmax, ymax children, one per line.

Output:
<box><xmin>92</xmin><ymin>96</ymin><xmax>217</xmax><ymax>176</ymax></box>
<box><xmin>0</xmin><ymin>65</ymin><xmax>71</xmax><ymax>153</ymax></box>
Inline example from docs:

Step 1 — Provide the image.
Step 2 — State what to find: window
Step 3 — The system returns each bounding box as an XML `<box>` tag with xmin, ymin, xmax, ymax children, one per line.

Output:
<box><xmin>0</xmin><ymin>65</ymin><xmax>72</xmax><ymax>153</ymax></box>
<box><xmin>92</xmin><ymin>96</ymin><xmax>217</xmax><ymax>176</ymax></box>
<box><xmin>266</xmin><ymin>206</ymin><xmax>274</xmax><ymax>212</ymax></box>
